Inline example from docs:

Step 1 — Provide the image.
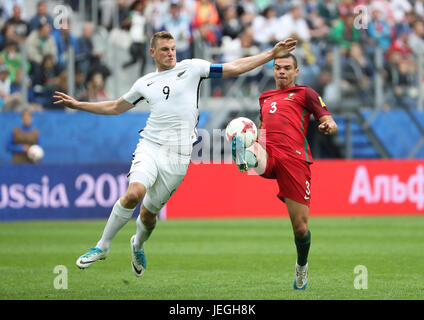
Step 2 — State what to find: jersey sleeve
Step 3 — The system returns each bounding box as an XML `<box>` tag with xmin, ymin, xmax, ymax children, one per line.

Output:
<box><xmin>122</xmin><ymin>78</ymin><xmax>145</xmax><ymax>105</ymax></box>
<box><xmin>304</xmin><ymin>87</ymin><xmax>331</xmax><ymax>120</ymax></box>
<box><xmin>190</xmin><ymin>58</ymin><xmax>223</xmax><ymax>79</ymax></box>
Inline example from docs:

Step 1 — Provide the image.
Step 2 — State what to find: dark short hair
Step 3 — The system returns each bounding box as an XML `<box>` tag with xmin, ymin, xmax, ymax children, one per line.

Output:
<box><xmin>150</xmin><ymin>31</ymin><xmax>174</xmax><ymax>49</ymax></box>
<box><xmin>274</xmin><ymin>53</ymin><xmax>298</xmax><ymax>69</ymax></box>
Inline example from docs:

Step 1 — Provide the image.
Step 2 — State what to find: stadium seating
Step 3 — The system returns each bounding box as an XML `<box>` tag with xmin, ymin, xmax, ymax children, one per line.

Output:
<box><xmin>332</xmin><ymin>114</ymin><xmax>380</xmax><ymax>158</ymax></box>
<box><xmin>360</xmin><ymin>109</ymin><xmax>424</xmax><ymax>158</ymax></box>
<box><xmin>0</xmin><ymin>111</ymin><xmax>211</xmax><ymax>164</ymax></box>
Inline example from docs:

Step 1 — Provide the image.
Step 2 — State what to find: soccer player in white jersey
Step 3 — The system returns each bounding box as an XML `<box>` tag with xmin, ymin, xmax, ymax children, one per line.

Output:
<box><xmin>53</xmin><ymin>31</ymin><xmax>296</xmax><ymax>277</ymax></box>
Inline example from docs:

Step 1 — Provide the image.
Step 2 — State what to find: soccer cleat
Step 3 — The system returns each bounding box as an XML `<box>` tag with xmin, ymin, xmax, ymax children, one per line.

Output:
<box><xmin>130</xmin><ymin>235</ymin><xmax>146</xmax><ymax>277</ymax></box>
<box><xmin>231</xmin><ymin>136</ymin><xmax>248</xmax><ymax>172</ymax></box>
<box><xmin>293</xmin><ymin>262</ymin><xmax>308</xmax><ymax>290</ymax></box>
<box><xmin>76</xmin><ymin>247</ymin><xmax>107</xmax><ymax>269</ymax></box>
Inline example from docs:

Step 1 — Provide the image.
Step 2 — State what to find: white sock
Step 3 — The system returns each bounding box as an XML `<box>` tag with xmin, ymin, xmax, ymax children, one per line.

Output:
<box><xmin>96</xmin><ymin>199</ymin><xmax>134</xmax><ymax>252</ymax></box>
<box><xmin>133</xmin><ymin>215</ymin><xmax>156</xmax><ymax>251</ymax></box>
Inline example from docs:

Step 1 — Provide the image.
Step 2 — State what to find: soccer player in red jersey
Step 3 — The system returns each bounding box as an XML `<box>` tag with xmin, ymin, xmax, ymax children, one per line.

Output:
<box><xmin>232</xmin><ymin>53</ymin><xmax>338</xmax><ymax>290</ymax></box>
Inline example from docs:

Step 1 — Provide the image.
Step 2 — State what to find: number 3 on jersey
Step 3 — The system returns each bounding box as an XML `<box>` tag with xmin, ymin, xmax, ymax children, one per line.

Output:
<box><xmin>270</xmin><ymin>101</ymin><xmax>277</xmax><ymax>113</ymax></box>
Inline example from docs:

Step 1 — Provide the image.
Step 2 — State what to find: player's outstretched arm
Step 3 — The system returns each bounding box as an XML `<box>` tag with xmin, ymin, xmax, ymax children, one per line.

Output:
<box><xmin>221</xmin><ymin>38</ymin><xmax>297</xmax><ymax>78</ymax></box>
<box><xmin>53</xmin><ymin>91</ymin><xmax>134</xmax><ymax>115</ymax></box>
<box><xmin>318</xmin><ymin>115</ymin><xmax>338</xmax><ymax>135</ymax></box>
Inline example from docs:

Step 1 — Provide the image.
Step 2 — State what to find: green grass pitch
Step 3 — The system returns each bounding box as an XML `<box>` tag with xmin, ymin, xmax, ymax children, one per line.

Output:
<box><xmin>0</xmin><ymin>216</ymin><xmax>423</xmax><ymax>300</ymax></box>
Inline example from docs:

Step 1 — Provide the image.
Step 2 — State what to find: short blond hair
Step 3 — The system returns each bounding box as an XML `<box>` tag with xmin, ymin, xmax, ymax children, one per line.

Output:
<box><xmin>150</xmin><ymin>31</ymin><xmax>174</xmax><ymax>49</ymax></box>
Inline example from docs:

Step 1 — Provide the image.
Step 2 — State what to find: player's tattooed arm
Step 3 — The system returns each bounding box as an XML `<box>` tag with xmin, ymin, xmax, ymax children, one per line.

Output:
<box><xmin>53</xmin><ymin>92</ymin><xmax>133</xmax><ymax>115</ymax></box>
<box><xmin>318</xmin><ymin>115</ymin><xmax>338</xmax><ymax>135</ymax></box>
<box><xmin>222</xmin><ymin>38</ymin><xmax>297</xmax><ymax>78</ymax></box>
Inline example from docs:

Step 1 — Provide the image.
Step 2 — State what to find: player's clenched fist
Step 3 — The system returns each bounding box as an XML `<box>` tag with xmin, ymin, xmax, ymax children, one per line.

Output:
<box><xmin>318</xmin><ymin>119</ymin><xmax>338</xmax><ymax>135</ymax></box>
<box><xmin>272</xmin><ymin>38</ymin><xmax>297</xmax><ymax>59</ymax></box>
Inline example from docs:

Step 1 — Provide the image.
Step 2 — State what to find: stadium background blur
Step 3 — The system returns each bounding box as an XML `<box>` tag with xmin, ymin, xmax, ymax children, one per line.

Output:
<box><xmin>0</xmin><ymin>0</ymin><xmax>423</xmax><ymax>301</ymax></box>
<box><xmin>1</xmin><ymin>0</ymin><xmax>424</xmax><ymax>163</ymax></box>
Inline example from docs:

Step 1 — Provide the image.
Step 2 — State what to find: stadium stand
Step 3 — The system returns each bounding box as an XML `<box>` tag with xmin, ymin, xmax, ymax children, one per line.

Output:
<box><xmin>0</xmin><ymin>0</ymin><xmax>423</xmax><ymax>162</ymax></box>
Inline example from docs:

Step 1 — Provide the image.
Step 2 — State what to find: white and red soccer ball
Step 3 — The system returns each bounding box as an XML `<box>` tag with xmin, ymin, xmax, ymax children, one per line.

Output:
<box><xmin>27</xmin><ymin>144</ymin><xmax>44</xmax><ymax>162</ymax></box>
<box><xmin>225</xmin><ymin>117</ymin><xmax>258</xmax><ymax>148</ymax></box>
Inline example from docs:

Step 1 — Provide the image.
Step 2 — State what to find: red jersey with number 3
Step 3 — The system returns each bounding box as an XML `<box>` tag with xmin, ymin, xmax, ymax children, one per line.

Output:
<box><xmin>258</xmin><ymin>85</ymin><xmax>331</xmax><ymax>163</ymax></box>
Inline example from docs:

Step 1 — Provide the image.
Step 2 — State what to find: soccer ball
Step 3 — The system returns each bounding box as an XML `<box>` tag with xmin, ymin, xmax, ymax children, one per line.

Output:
<box><xmin>27</xmin><ymin>144</ymin><xmax>44</xmax><ymax>162</ymax></box>
<box><xmin>225</xmin><ymin>117</ymin><xmax>258</xmax><ymax>148</ymax></box>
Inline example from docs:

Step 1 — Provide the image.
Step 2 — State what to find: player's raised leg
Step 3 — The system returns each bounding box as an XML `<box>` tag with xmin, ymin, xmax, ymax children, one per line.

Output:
<box><xmin>285</xmin><ymin>198</ymin><xmax>311</xmax><ymax>290</ymax></box>
<box><xmin>232</xmin><ymin>139</ymin><xmax>268</xmax><ymax>174</ymax></box>
<box><xmin>76</xmin><ymin>182</ymin><xmax>146</xmax><ymax>269</ymax></box>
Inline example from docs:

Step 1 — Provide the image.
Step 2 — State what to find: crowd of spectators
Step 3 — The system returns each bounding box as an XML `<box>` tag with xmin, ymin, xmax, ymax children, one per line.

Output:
<box><xmin>0</xmin><ymin>0</ymin><xmax>423</xmax><ymax>112</ymax></box>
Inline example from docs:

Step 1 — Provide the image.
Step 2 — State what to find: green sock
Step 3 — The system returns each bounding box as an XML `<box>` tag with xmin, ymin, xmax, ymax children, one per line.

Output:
<box><xmin>245</xmin><ymin>150</ymin><xmax>258</xmax><ymax>169</ymax></box>
<box><xmin>294</xmin><ymin>230</ymin><xmax>311</xmax><ymax>266</ymax></box>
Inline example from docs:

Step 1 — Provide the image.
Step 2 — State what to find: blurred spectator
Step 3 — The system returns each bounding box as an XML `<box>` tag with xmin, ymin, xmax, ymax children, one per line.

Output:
<box><xmin>5</xmin><ymin>5</ymin><xmax>29</xmax><ymax>42</ymax></box>
<box><xmin>115</xmin><ymin>0</ymin><xmax>131</xmax><ymax>29</ymax></box>
<box><xmin>274</xmin><ymin>0</ymin><xmax>291</xmax><ymax>17</ymax></box>
<box><xmin>76</xmin><ymin>23</ymin><xmax>105</xmax><ymax>77</ymax></box>
<box><xmin>253</xmin><ymin>0</ymin><xmax>271</xmax><ymax>13</ymax></box>
<box><xmin>252</xmin><ymin>6</ymin><xmax>278</xmax><ymax>46</ymax></box>
<box><xmin>306</xmin><ymin>4</ymin><xmax>329</xmax><ymax>42</ymax></box>
<box><xmin>221</xmin><ymin>5</ymin><xmax>243</xmax><ymax>40</ymax></box>
<box><xmin>1</xmin><ymin>41</ymin><xmax>30</xmax><ymax>83</ymax></box>
<box><xmin>179</xmin><ymin>0</ymin><xmax>196</xmax><ymax>19</ymax></box>
<box><xmin>327</xmin><ymin>12</ymin><xmax>360</xmax><ymax>49</ymax></box>
<box><xmin>318</xmin><ymin>0</ymin><xmax>339</xmax><ymax>27</ymax></box>
<box><xmin>320</xmin><ymin>49</ymin><xmax>355</xmax><ymax>103</ymax></box>
<box><xmin>191</xmin><ymin>0</ymin><xmax>221</xmax><ymax>46</ymax></box>
<box><xmin>240</xmin><ymin>0</ymin><xmax>260</xmax><ymax>15</ymax></box>
<box><xmin>26</xmin><ymin>22</ymin><xmax>57</xmax><ymax>67</ymax></box>
<box><xmin>409</xmin><ymin>20</ymin><xmax>424</xmax><ymax>57</ymax></box>
<box><xmin>337</xmin><ymin>0</ymin><xmax>355</xmax><ymax>19</ymax></box>
<box><xmin>7</xmin><ymin>110</ymin><xmax>41</xmax><ymax>164</ymax></box>
<box><xmin>344</xmin><ymin>42</ymin><xmax>374</xmax><ymax>102</ymax></box>
<box><xmin>10</xmin><ymin>68</ymin><xmax>43</xmax><ymax>112</ymax></box>
<box><xmin>28</xmin><ymin>1</ymin><xmax>54</xmax><ymax>32</ymax></box>
<box><xmin>0</xmin><ymin>23</ymin><xmax>22</xmax><ymax>51</ymax></box>
<box><xmin>1</xmin><ymin>0</ymin><xmax>26</xmax><ymax>21</ymax></box>
<box><xmin>74</xmin><ymin>68</ymin><xmax>88</xmax><ymax>101</ymax></box>
<box><xmin>221</xmin><ymin>26</ymin><xmax>259</xmax><ymax>62</ymax></box>
<box><xmin>122</xmin><ymin>0</ymin><xmax>148</xmax><ymax>76</ymax></box>
<box><xmin>51</xmin><ymin>19</ymin><xmax>79</xmax><ymax>68</ymax></box>
<box><xmin>146</xmin><ymin>0</ymin><xmax>171</xmax><ymax>32</ymax></box>
<box><xmin>388</xmin><ymin>0</ymin><xmax>412</xmax><ymax>25</ymax></box>
<box><xmin>415</xmin><ymin>0</ymin><xmax>424</xmax><ymax>17</ymax></box>
<box><xmin>0</xmin><ymin>64</ymin><xmax>22</xmax><ymax>111</ymax></box>
<box><xmin>220</xmin><ymin>26</ymin><xmax>261</xmax><ymax>95</ymax></box>
<box><xmin>87</xmin><ymin>72</ymin><xmax>109</xmax><ymax>102</ymax></box>
<box><xmin>365</xmin><ymin>0</ymin><xmax>395</xmax><ymax>27</ymax></box>
<box><xmin>163</xmin><ymin>1</ymin><xmax>192</xmax><ymax>61</ymax></box>
<box><xmin>32</xmin><ymin>54</ymin><xmax>62</xmax><ymax>107</ymax></box>
<box><xmin>384</xmin><ymin>51</ymin><xmax>417</xmax><ymax>107</ymax></box>
<box><xmin>367</xmin><ymin>7</ymin><xmax>392</xmax><ymax>51</ymax></box>
<box><xmin>276</xmin><ymin>1</ymin><xmax>311</xmax><ymax>42</ymax></box>
<box><xmin>386</xmin><ymin>26</ymin><xmax>413</xmax><ymax>61</ymax></box>
<box><xmin>99</xmin><ymin>0</ymin><xmax>116</xmax><ymax>29</ymax></box>
<box><xmin>215</xmin><ymin>0</ymin><xmax>231</xmax><ymax>20</ymax></box>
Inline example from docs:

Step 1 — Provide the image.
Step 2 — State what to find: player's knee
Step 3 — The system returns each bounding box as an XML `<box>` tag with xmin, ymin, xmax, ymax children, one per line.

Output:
<box><xmin>122</xmin><ymin>186</ymin><xmax>145</xmax><ymax>208</ymax></box>
<box><xmin>140</xmin><ymin>207</ymin><xmax>157</xmax><ymax>227</ymax></box>
<box><xmin>293</xmin><ymin>223</ymin><xmax>308</xmax><ymax>239</ymax></box>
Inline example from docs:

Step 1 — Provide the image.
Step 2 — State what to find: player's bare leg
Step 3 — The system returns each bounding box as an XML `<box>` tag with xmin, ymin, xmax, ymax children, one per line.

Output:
<box><xmin>285</xmin><ymin>198</ymin><xmax>311</xmax><ymax>290</ymax></box>
<box><xmin>246</xmin><ymin>142</ymin><xmax>268</xmax><ymax>175</ymax></box>
<box><xmin>130</xmin><ymin>204</ymin><xmax>157</xmax><ymax>277</ymax></box>
<box><xmin>232</xmin><ymin>137</ymin><xmax>267</xmax><ymax>173</ymax></box>
<box><xmin>76</xmin><ymin>182</ymin><xmax>146</xmax><ymax>269</ymax></box>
